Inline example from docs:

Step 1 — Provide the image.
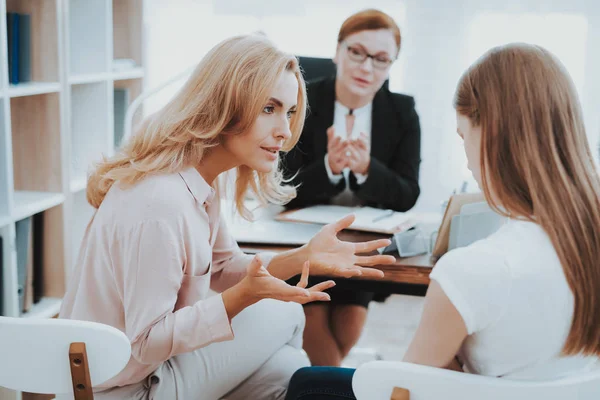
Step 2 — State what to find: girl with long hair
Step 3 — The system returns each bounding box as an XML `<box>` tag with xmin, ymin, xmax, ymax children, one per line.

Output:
<box><xmin>285</xmin><ymin>42</ymin><xmax>600</xmax><ymax>399</ymax></box>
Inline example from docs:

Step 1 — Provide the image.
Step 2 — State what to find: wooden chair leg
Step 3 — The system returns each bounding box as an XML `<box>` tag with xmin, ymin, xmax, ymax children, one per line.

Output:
<box><xmin>391</xmin><ymin>386</ymin><xmax>410</xmax><ymax>400</ymax></box>
<box><xmin>69</xmin><ymin>342</ymin><xmax>93</xmax><ymax>400</ymax></box>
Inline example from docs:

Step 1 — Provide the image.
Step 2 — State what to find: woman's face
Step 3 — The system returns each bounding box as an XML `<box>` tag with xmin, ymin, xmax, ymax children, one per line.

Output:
<box><xmin>457</xmin><ymin>112</ymin><xmax>482</xmax><ymax>188</ymax></box>
<box><xmin>223</xmin><ymin>71</ymin><xmax>299</xmax><ymax>173</ymax></box>
<box><xmin>334</xmin><ymin>29</ymin><xmax>397</xmax><ymax>98</ymax></box>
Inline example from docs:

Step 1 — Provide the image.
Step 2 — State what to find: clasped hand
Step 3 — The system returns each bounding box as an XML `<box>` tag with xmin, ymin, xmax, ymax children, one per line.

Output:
<box><xmin>327</xmin><ymin>126</ymin><xmax>370</xmax><ymax>175</ymax></box>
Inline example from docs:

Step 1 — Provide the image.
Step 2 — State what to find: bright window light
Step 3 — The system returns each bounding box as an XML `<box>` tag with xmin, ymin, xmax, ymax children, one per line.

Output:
<box><xmin>456</xmin><ymin>12</ymin><xmax>589</xmax><ymax>184</ymax></box>
<box><xmin>468</xmin><ymin>12</ymin><xmax>588</xmax><ymax>98</ymax></box>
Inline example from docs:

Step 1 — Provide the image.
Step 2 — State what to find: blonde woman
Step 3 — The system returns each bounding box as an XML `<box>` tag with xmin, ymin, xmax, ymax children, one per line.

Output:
<box><xmin>58</xmin><ymin>34</ymin><xmax>394</xmax><ymax>400</ymax></box>
<box><xmin>285</xmin><ymin>42</ymin><xmax>600</xmax><ymax>399</ymax></box>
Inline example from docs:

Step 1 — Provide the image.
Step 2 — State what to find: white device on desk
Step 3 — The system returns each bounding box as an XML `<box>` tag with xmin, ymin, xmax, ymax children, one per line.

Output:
<box><xmin>447</xmin><ymin>201</ymin><xmax>508</xmax><ymax>251</ymax></box>
<box><xmin>382</xmin><ymin>201</ymin><xmax>508</xmax><ymax>257</ymax></box>
<box><xmin>380</xmin><ymin>228</ymin><xmax>430</xmax><ymax>257</ymax></box>
<box><xmin>377</xmin><ymin>193</ymin><xmax>504</xmax><ymax>259</ymax></box>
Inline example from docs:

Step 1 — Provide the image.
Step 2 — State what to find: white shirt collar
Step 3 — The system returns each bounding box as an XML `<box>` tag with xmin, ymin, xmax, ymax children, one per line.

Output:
<box><xmin>334</xmin><ymin>101</ymin><xmax>372</xmax><ymax>116</ymax></box>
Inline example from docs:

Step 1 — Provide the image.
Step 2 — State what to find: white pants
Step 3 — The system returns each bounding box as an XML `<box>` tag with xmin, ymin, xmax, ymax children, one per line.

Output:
<box><xmin>94</xmin><ymin>299</ymin><xmax>309</xmax><ymax>400</ymax></box>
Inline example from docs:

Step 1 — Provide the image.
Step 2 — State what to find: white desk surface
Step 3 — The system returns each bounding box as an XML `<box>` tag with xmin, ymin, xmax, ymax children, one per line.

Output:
<box><xmin>222</xmin><ymin>198</ymin><xmax>442</xmax><ymax>247</ymax></box>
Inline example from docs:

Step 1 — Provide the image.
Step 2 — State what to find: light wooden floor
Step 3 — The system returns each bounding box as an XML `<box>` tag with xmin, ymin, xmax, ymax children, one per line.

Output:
<box><xmin>342</xmin><ymin>294</ymin><xmax>425</xmax><ymax>368</ymax></box>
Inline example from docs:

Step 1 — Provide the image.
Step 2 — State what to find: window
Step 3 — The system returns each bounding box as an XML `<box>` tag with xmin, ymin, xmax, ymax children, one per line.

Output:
<box><xmin>454</xmin><ymin>12</ymin><xmax>589</xmax><ymax>189</ymax></box>
<box><xmin>469</xmin><ymin>13</ymin><xmax>587</xmax><ymax>94</ymax></box>
<box><xmin>143</xmin><ymin>0</ymin><xmax>406</xmax><ymax>116</ymax></box>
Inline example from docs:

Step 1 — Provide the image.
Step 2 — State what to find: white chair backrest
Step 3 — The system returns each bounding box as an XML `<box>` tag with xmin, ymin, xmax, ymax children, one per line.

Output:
<box><xmin>353</xmin><ymin>361</ymin><xmax>600</xmax><ymax>400</ymax></box>
<box><xmin>0</xmin><ymin>316</ymin><xmax>131</xmax><ymax>395</ymax></box>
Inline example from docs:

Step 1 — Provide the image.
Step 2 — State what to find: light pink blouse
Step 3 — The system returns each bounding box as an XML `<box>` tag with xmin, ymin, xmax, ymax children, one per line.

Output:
<box><xmin>59</xmin><ymin>167</ymin><xmax>273</xmax><ymax>388</ymax></box>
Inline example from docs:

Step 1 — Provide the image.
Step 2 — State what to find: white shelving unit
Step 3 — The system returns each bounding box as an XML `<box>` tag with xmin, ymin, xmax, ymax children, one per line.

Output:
<box><xmin>69</xmin><ymin>81</ymin><xmax>111</xmax><ymax>188</ymax></box>
<box><xmin>0</xmin><ymin>1</ymin><xmax>145</xmax><ymax>399</ymax></box>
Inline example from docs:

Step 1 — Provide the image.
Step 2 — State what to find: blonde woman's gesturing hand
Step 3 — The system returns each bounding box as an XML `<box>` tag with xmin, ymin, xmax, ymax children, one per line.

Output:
<box><xmin>222</xmin><ymin>256</ymin><xmax>335</xmax><ymax>320</ymax></box>
<box><xmin>305</xmin><ymin>214</ymin><xmax>395</xmax><ymax>278</ymax></box>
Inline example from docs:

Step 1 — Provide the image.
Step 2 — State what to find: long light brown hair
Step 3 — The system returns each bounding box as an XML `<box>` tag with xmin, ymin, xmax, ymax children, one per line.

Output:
<box><xmin>454</xmin><ymin>43</ymin><xmax>600</xmax><ymax>356</ymax></box>
<box><xmin>87</xmin><ymin>34</ymin><xmax>307</xmax><ymax>219</ymax></box>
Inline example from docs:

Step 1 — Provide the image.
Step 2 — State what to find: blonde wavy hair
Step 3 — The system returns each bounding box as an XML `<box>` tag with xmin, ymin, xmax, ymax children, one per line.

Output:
<box><xmin>87</xmin><ymin>34</ymin><xmax>307</xmax><ymax>219</ymax></box>
<box><xmin>454</xmin><ymin>43</ymin><xmax>600</xmax><ymax>356</ymax></box>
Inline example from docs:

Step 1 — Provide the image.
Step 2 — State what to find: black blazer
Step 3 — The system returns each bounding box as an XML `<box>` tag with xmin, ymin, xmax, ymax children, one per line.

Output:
<box><xmin>281</xmin><ymin>77</ymin><xmax>421</xmax><ymax>212</ymax></box>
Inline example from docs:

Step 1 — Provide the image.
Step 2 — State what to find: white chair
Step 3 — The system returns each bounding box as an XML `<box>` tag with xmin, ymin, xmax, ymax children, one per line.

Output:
<box><xmin>353</xmin><ymin>361</ymin><xmax>600</xmax><ymax>400</ymax></box>
<box><xmin>0</xmin><ymin>316</ymin><xmax>131</xmax><ymax>399</ymax></box>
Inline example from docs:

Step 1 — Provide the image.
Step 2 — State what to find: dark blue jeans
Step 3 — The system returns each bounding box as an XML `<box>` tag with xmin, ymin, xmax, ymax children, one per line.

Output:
<box><xmin>285</xmin><ymin>367</ymin><xmax>357</xmax><ymax>400</ymax></box>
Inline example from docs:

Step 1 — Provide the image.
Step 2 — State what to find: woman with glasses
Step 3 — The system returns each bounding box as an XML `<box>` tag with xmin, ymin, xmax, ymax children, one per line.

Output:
<box><xmin>282</xmin><ymin>9</ymin><xmax>422</xmax><ymax>368</ymax></box>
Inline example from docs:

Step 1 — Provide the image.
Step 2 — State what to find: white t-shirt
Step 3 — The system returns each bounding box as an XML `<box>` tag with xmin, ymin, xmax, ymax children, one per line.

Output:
<box><xmin>430</xmin><ymin>218</ymin><xmax>599</xmax><ymax>380</ymax></box>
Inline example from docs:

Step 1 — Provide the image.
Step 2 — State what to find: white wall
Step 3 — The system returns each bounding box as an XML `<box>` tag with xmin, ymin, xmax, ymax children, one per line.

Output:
<box><xmin>142</xmin><ymin>0</ymin><xmax>600</xmax><ymax>212</ymax></box>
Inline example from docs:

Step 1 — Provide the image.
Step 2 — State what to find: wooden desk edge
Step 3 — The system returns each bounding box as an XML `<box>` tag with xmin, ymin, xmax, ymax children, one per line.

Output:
<box><xmin>239</xmin><ymin>244</ymin><xmax>436</xmax><ymax>286</ymax></box>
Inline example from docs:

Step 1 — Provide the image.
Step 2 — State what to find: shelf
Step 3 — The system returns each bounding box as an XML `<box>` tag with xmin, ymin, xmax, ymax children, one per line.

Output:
<box><xmin>11</xmin><ymin>93</ymin><xmax>62</xmax><ymax>194</ymax></box>
<box><xmin>11</xmin><ymin>200</ymin><xmax>67</xmax><ymax>316</ymax></box>
<box><xmin>12</xmin><ymin>191</ymin><xmax>64</xmax><ymax>222</ymax></box>
<box><xmin>6</xmin><ymin>0</ymin><xmax>60</xmax><ymax>83</ymax></box>
<box><xmin>0</xmin><ymin>0</ymin><xmax>144</xmax><ymax>397</ymax></box>
<box><xmin>70</xmin><ymin>82</ymin><xmax>110</xmax><ymax>182</ymax></box>
<box><xmin>0</xmin><ymin>213</ymin><xmax>11</xmax><ymax>227</ymax></box>
<box><xmin>69</xmin><ymin>73</ymin><xmax>109</xmax><ymax>85</ymax></box>
<box><xmin>68</xmin><ymin>0</ymin><xmax>110</xmax><ymax>77</ymax></box>
<box><xmin>7</xmin><ymin>82</ymin><xmax>61</xmax><ymax>98</ymax></box>
<box><xmin>112</xmin><ymin>67</ymin><xmax>144</xmax><ymax>81</ymax></box>
<box><xmin>113</xmin><ymin>0</ymin><xmax>143</xmax><ymax>68</ymax></box>
<box><xmin>114</xmin><ymin>78</ymin><xmax>142</xmax><ymax>148</ymax></box>
<box><xmin>70</xmin><ymin>176</ymin><xmax>87</xmax><ymax>193</ymax></box>
<box><xmin>21</xmin><ymin>297</ymin><xmax>62</xmax><ymax>319</ymax></box>
<box><xmin>0</xmin><ymin>98</ymin><xmax>10</xmax><ymax>219</ymax></box>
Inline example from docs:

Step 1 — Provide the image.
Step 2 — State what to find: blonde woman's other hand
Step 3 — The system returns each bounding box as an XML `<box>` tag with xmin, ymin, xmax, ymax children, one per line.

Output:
<box><xmin>247</xmin><ymin>256</ymin><xmax>333</xmax><ymax>299</ymax></box>
<box><xmin>223</xmin><ymin>256</ymin><xmax>334</xmax><ymax>320</ymax></box>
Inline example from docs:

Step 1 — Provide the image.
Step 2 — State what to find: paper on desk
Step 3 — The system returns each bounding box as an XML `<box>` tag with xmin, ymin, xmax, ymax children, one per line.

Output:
<box><xmin>277</xmin><ymin>205</ymin><xmax>417</xmax><ymax>234</ymax></box>
<box><xmin>220</xmin><ymin>199</ymin><xmax>322</xmax><ymax>245</ymax></box>
<box><xmin>228</xmin><ymin>218</ymin><xmax>322</xmax><ymax>245</ymax></box>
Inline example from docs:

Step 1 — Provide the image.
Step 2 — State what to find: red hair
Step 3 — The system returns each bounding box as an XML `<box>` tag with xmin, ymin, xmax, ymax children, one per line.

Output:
<box><xmin>338</xmin><ymin>9</ymin><xmax>401</xmax><ymax>53</ymax></box>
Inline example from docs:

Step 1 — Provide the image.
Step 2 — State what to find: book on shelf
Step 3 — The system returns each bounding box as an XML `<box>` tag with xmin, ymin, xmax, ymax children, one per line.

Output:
<box><xmin>0</xmin><ymin>235</ymin><xmax>3</xmax><ymax>316</ymax></box>
<box><xmin>15</xmin><ymin>216</ymin><xmax>31</xmax><ymax>314</ymax></box>
<box><xmin>32</xmin><ymin>212</ymin><xmax>44</xmax><ymax>304</ymax></box>
<box><xmin>18</xmin><ymin>13</ymin><xmax>31</xmax><ymax>83</ymax></box>
<box><xmin>114</xmin><ymin>88</ymin><xmax>130</xmax><ymax>148</ymax></box>
<box><xmin>7</xmin><ymin>12</ymin><xmax>19</xmax><ymax>84</ymax></box>
<box><xmin>15</xmin><ymin>213</ymin><xmax>44</xmax><ymax>315</ymax></box>
<box><xmin>24</xmin><ymin>217</ymin><xmax>34</xmax><ymax>311</ymax></box>
<box><xmin>112</xmin><ymin>58</ymin><xmax>137</xmax><ymax>72</ymax></box>
<box><xmin>6</xmin><ymin>12</ymin><xmax>32</xmax><ymax>85</ymax></box>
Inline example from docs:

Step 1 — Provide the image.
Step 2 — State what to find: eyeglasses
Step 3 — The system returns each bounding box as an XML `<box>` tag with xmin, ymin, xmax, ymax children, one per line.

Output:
<box><xmin>345</xmin><ymin>44</ymin><xmax>393</xmax><ymax>70</ymax></box>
